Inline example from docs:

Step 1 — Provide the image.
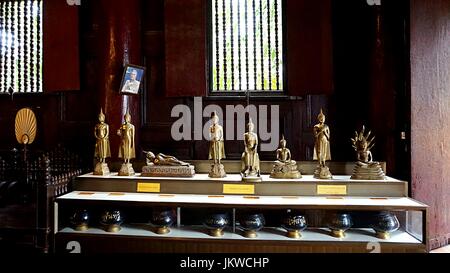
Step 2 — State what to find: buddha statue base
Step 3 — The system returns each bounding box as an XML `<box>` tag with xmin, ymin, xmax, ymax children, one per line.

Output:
<box><xmin>270</xmin><ymin>170</ymin><xmax>302</xmax><ymax>179</ymax></box>
<box><xmin>241</xmin><ymin>172</ymin><xmax>263</xmax><ymax>183</ymax></box>
<box><xmin>270</xmin><ymin>162</ymin><xmax>302</xmax><ymax>179</ymax></box>
<box><xmin>94</xmin><ymin>162</ymin><xmax>110</xmax><ymax>176</ymax></box>
<box><xmin>142</xmin><ymin>163</ymin><xmax>195</xmax><ymax>178</ymax></box>
<box><xmin>209</xmin><ymin>163</ymin><xmax>226</xmax><ymax>178</ymax></box>
<box><xmin>351</xmin><ymin>161</ymin><xmax>386</xmax><ymax>180</ymax></box>
<box><xmin>314</xmin><ymin>166</ymin><xmax>333</xmax><ymax>179</ymax></box>
<box><xmin>118</xmin><ymin>163</ymin><xmax>135</xmax><ymax>177</ymax></box>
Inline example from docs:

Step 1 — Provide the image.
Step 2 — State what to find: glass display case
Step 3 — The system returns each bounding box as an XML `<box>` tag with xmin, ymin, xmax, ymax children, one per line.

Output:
<box><xmin>54</xmin><ymin>161</ymin><xmax>427</xmax><ymax>253</ymax></box>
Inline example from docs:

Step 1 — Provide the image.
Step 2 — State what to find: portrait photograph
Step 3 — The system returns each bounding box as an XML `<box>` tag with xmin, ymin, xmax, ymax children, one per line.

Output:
<box><xmin>119</xmin><ymin>64</ymin><xmax>145</xmax><ymax>95</ymax></box>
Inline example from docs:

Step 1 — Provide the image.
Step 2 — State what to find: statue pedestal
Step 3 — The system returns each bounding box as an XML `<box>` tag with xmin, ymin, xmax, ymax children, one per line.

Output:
<box><xmin>142</xmin><ymin>164</ymin><xmax>195</xmax><ymax>178</ymax></box>
<box><xmin>351</xmin><ymin>161</ymin><xmax>386</xmax><ymax>180</ymax></box>
<box><xmin>94</xmin><ymin>162</ymin><xmax>110</xmax><ymax>176</ymax></box>
<box><xmin>270</xmin><ymin>163</ymin><xmax>302</xmax><ymax>179</ymax></box>
<box><xmin>119</xmin><ymin>163</ymin><xmax>135</xmax><ymax>177</ymax></box>
<box><xmin>314</xmin><ymin>166</ymin><xmax>333</xmax><ymax>179</ymax></box>
<box><xmin>241</xmin><ymin>174</ymin><xmax>263</xmax><ymax>183</ymax></box>
<box><xmin>209</xmin><ymin>163</ymin><xmax>226</xmax><ymax>178</ymax></box>
<box><xmin>270</xmin><ymin>170</ymin><xmax>302</xmax><ymax>179</ymax></box>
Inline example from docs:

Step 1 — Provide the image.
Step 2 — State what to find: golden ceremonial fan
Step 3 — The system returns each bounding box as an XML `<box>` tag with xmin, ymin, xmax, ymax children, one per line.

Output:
<box><xmin>15</xmin><ymin>108</ymin><xmax>37</xmax><ymax>145</ymax></box>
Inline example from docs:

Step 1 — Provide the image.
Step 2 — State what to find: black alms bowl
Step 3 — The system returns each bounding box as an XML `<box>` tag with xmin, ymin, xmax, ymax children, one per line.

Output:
<box><xmin>203</xmin><ymin>212</ymin><xmax>230</xmax><ymax>230</ymax></box>
<box><xmin>239</xmin><ymin>213</ymin><xmax>265</xmax><ymax>233</ymax></box>
<box><xmin>371</xmin><ymin>212</ymin><xmax>400</xmax><ymax>238</ymax></box>
<box><xmin>281</xmin><ymin>212</ymin><xmax>307</xmax><ymax>233</ymax></box>
<box><xmin>203</xmin><ymin>212</ymin><xmax>230</xmax><ymax>237</ymax></box>
<box><xmin>69</xmin><ymin>209</ymin><xmax>90</xmax><ymax>231</ymax></box>
<box><xmin>328</xmin><ymin>213</ymin><xmax>353</xmax><ymax>230</ymax></box>
<box><xmin>100</xmin><ymin>210</ymin><xmax>124</xmax><ymax>225</ymax></box>
<box><xmin>327</xmin><ymin>213</ymin><xmax>353</xmax><ymax>237</ymax></box>
<box><xmin>100</xmin><ymin>210</ymin><xmax>124</xmax><ymax>232</ymax></box>
<box><xmin>151</xmin><ymin>208</ymin><xmax>176</xmax><ymax>228</ymax></box>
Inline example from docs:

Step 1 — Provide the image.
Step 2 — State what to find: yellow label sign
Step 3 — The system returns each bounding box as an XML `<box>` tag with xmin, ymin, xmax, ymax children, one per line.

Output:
<box><xmin>78</xmin><ymin>192</ymin><xmax>95</xmax><ymax>195</ymax></box>
<box><xmin>223</xmin><ymin>184</ymin><xmax>255</xmax><ymax>195</ymax></box>
<box><xmin>317</xmin><ymin>185</ymin><xmax>347</xmax><ymax>195</ymax></box>
<box><xmin>109</xmin><ymin>193</ymin><xmax>125</xmax><ymax>196</ymax></box>
<box><xmin>137</xmin><ymin>183</ymin><xmax>161</xmax><ymax>193</ymax></box>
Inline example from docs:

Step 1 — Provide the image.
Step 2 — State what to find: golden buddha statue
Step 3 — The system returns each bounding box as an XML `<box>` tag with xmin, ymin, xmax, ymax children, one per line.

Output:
<box><xmin>241</xmin><ymin>118</ymin><xmax>261</xmax><ymax>182</ymax></box>
<box><xmin>94</xmin><ymin>109</ymin><xmax>111</xmax><ymax>175</ymax></box>
<box><xmin>208</xmin><ymin>112</ymin><xmax>226</xmax><ymax>178</ymax></box>
<box><xmin>145</xmin><ymin>151</ymin><xmax>191</xmax><ymax>166</ymax></box>
<box><xmin>142</xmin><ymin>151</ymin><xmax>195</xmax><ymax>177</ymax></box>
<box><xmin>117</xmin><ymin>110</ymin><xmax>136</xmax><ymax>176</ymax></box>
<box><xmin>270</xmin><ymin>136</ymin><xmax>301</xmax><ymax>179</ymax></box>
<box><xmin>351</xmin><ymin>126</ymin><xmax>375</xmax><ymax>163</ymax></box>
<box><xmin>350</xmin><ymin>126</ymin><xmax>386</xmax><ymax>180</ymax></box>
<box><xmin>313</xmin><ymin>109</ymin><xmax>332</xmax><ymax>179</ymax></box>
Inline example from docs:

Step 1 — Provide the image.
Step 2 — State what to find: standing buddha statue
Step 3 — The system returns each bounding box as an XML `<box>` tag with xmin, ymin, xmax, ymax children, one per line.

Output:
<box><xmin>94</xmin><ymin>109</ymin><xmax>111</xmax><ymax>176</ymax></box>
<box><xmin>313</xmin><ymin>109</ymin><xmax>332</xmax><ymax>179</ymax></box>
<box><xmin>241</xmin><ymin>118</ymin><xmax>262</xmax><ymax>182</ymax></box>
<box><xmin>117</xmin><ymin>110</ymin><xmax>136</xmax><ymax>176</ymax></box>
<box><xmin>208</xmin><ymin>111</ymin><xmax>226</xmax><ymax>178</ymax></box>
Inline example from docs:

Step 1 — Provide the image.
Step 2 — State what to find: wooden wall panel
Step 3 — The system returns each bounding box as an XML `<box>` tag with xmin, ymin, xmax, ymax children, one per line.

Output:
<box><xmin>43</xmin><ymin>0</ymin><xmax>80</xmax><ymax>92</ymax></box>
<box><xmin>286</xmin><ymin>0</ymin><xmax>333</xmax><ymax>96</ymax></box>
<box><xmin>411</xmin><ymin>0</ymin><xmax>450</xmax><ymax>250</ymax></box>
<box><xmin>164</xmin><ymin>0</ymin><xmax>207</xmax><ymax>97</ymax></box>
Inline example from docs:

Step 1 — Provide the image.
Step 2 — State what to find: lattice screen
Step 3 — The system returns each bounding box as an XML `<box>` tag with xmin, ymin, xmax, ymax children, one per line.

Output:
<box><xmin>0</xmin><ymin>0</ymin><xmax>42</xmax><ymax>93</ymax></box>
<box><xmin>212</xmin><ymin>0</ymin><xmax>283</xmax><ymax>92</ymax></box>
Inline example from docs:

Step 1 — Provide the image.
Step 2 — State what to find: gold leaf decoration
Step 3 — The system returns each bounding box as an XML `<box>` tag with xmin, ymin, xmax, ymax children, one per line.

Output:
<box><xmin>15</xmin><ymin>108</ymin><xmax>37</xmax><ymax>145</ymax></box>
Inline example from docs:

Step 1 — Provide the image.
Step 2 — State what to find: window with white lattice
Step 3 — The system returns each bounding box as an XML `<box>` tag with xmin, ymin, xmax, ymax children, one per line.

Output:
<box><xmin>0</xmin><ymin>0</ymin><xmax>42</xmax><ymax>94</ymax></box>
<box><xmin>211</xmin><ymin>0</ymin><xmax>284</xmax><ymax>93</ymax></box>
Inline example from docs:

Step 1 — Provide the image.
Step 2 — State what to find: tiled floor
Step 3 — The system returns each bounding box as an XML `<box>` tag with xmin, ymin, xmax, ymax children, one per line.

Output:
<box><xmin>430</xmin><ymin>245</ymin><xmax>450</xmax><ymax>253</ymax></box>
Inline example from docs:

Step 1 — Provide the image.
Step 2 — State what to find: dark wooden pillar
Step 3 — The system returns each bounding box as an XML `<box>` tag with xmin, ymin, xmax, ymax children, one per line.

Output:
<box><xmin>91</xmin><ymin>0</ymin><xmax>142</xmax><ymax>158</ymax></box>
<box><xmin>366</xmin><ymin>1</ymin><xmax>411</xmax><ymax>181</ymax></box>
<box><xmin>367</xmin><ymin>4</ymin><xmax>397</xmax><ymax>177</ymax></box>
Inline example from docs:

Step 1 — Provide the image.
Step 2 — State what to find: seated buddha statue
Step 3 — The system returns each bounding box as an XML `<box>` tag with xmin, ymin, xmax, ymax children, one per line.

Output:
<box><xmin>350</xmin><ymin>126</ymin><xmax>385</xmax><ymax>180</ymax></box>
<box><xmin>270</xmin><ymin>136</ymin><xmax>302</xmax><ymax>179</ymax></box>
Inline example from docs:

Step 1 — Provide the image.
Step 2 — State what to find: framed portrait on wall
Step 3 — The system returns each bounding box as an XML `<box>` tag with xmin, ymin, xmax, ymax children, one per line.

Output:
<box><xmin>119</xmin><ymin>64</ymin><xmax>146</xmax><ymax>95</ymax></box>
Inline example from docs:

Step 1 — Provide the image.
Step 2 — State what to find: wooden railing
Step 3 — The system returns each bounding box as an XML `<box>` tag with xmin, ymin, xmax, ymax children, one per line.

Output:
<box><xmin>0</xmin><ymin>145</ymin><xmax>86</xmax><ymax>253</ymax></box>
